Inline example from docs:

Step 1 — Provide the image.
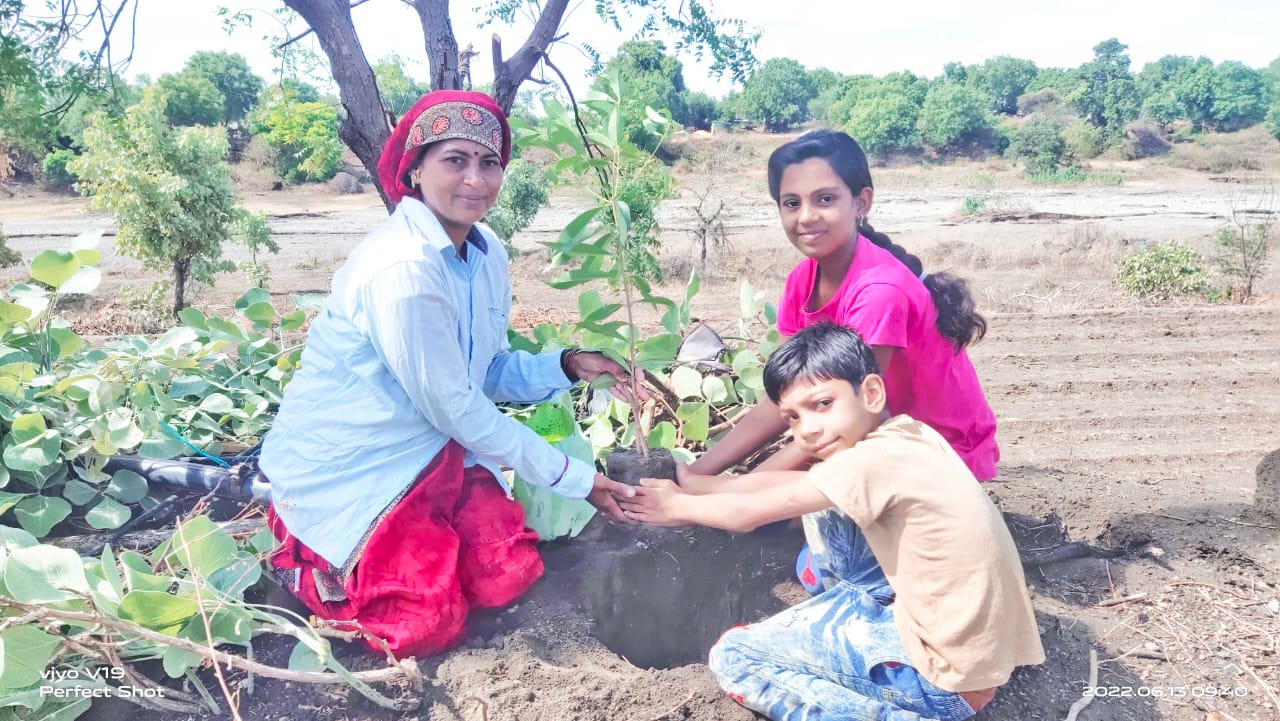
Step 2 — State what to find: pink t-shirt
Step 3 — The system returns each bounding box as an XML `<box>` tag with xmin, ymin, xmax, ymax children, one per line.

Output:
<box><xmin>776</xmin><ymin>234</ymin><xmax>999</xmax><ymax>480</ymax></box>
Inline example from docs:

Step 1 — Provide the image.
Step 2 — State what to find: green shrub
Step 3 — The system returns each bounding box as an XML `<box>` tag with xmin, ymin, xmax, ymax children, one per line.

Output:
<box><xmin>1062</xmin><ymin>120</ymin><xmax>1102</xmax><ymax>160</ymax></box>
<box><xmin>1006</xmin><ymin>115</ymin><xmax>1067</xmax><ymax>174</ymax></box>
<box><xmin>844</xmin><ymin>89</ymin><xmax>920</xmax><ymax>157</ymax></box>
<box><xmin>918</xmin><ymin>83</ymin><xmax>991</xmax><ymax>151</ymax></box>
<box><xmin>1115</xmin><ymin>242</ymin><xmax>1209</xmax><ymax>299</ymax></box>
<box><xmin>1026</xmin><ymin>167</ymin><xmax>1123</xmax><ymax>185</ymax></box>
<box><xmin>153</xmin><ymin>72</ymin><xmax>225</xmax><ymax>127</ymax></box>
<box><xmin>41</xmin><ymin>148</ymin><xmax>78</xmax><ymax>189</ymax></box>
<box><xmin>959</xmin><ymin>196</ymin><xmax>987</xmax><ymax>215</ymax></box>
<box><xmin>0</xmin><ymin>227</ymin><xmax>20</xmax><ymax>268</ymax></box>
<box><xmin>68</xmin><ymin>93</ymin><xmax>249</xmax><ymax>313</ymax></box>
<box><xmin>1266</xmin><ymin>97</ymin><xmax>1280</xmax><ymax>142</ymax></box>
<box><xmin>250</xmin><ymin>85</ymin><xmax>343</xmax><ymax>182</ymax></box>
<box><xmin>484</xmin><ymin>158</ymin><xmax>551</xmax><ymax>249</ymax></box>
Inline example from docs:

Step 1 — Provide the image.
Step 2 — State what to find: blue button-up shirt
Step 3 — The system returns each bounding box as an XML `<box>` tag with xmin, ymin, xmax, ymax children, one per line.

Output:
<box><xmin>260</xmin><ymin>198</ymin><xmax>595</xmax><ymax>568</ymax></box>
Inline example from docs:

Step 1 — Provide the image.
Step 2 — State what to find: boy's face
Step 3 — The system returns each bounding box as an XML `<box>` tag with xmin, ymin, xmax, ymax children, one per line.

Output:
<box><xmin>777</xmin><ymin>375</ymin><xmax>887</xmax><ymax>461</ymax></box>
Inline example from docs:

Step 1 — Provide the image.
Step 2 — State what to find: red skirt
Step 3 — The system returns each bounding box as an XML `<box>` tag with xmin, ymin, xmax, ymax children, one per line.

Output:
<box><xmin>266</xmin><ymin>441</ymin><xmax>542</xmax><ymax>657</ymax></box>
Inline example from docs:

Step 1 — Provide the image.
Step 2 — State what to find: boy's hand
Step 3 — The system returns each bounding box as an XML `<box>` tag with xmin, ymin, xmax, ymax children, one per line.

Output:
<box><xmin>618</xmin><ymin>478</ymin><xmax>688</xmax><ymax>527</ymax></box>
<box><xmin>588</xmin><ymin>473</ymin><xmax>636</xmax><ymax>524</ymax></box>
<box><xmin>672</xmin><ymin>461</ymin><xmax>720</xmax><ymax>495</ymax></box>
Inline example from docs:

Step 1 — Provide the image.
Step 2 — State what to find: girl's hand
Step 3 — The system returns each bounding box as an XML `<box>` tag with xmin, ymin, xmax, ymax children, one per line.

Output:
<box><xmin>618</xmin><ymin>478</ymin><xmax>688</xmax><ymax>527</ymax></box>
<box><xmin>565</xmin><ymin>351</ymin><xmax>649</xmax><ymax>403</ymax></box>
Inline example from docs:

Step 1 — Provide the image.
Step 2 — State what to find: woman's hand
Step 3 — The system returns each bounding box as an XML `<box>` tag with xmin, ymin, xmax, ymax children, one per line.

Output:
<box><xmin>587</xmin><ymin>473</ymin><xmax>636</xmax><ymax>523</ymax></box>
<box><xmin>618</xmin><ymin>478</ymin><xmax>689</xmax><ymax>527</ymax></box>
<box><xmin>566</xmin><ymin>351</ymin><xmax>649</xmax><ymax>403</ymax></box>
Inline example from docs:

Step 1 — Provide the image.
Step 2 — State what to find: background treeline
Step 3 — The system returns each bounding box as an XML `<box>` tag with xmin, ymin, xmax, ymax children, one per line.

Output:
<box><xmin>4</xmin><ymin>37</ymin><xmax>1280</xmax><ymax>194</ymax></box>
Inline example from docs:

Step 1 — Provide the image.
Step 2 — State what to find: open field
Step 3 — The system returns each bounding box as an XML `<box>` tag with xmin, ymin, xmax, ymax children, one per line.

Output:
<box><xmin>2</xmin><ymin>129</ymin><xmax>1278</xmax><ymax>720</ymax></box>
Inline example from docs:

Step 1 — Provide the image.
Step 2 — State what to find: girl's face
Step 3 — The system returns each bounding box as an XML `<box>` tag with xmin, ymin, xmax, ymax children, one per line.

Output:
<box><xmin>411</xmin><ymin>138</ymin><xmax>504</xmax><ymax>240</ymax></box>
<box><xmin>777</xmin><ymin>158</ymin><xmax>873</xmax><ymax>261</ymax></box>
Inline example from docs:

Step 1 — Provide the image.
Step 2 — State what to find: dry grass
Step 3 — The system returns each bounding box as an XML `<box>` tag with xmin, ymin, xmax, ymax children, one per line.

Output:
<box><xmin>1166</xmin><ymin>127</ymin><xmax>1280</xmax><ymax>175</ymax></box>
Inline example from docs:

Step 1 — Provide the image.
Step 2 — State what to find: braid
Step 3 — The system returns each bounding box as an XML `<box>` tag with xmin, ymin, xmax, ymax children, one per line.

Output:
<box><xmin>859</xmin><ymin>219</ymin><xmax>987</xmax><ymax>351</ymax></box>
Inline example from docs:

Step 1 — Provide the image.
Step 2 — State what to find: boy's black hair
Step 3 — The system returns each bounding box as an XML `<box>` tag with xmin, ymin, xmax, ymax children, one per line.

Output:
<box><xmin>767</xmin><ymin>129</ymin><xmax>988</xmax><ymax>352</ymax></box>
<box><xmin>763</xmin><ymin>322</ymin><xmax>881</xmax><ymax>404</ymax></box>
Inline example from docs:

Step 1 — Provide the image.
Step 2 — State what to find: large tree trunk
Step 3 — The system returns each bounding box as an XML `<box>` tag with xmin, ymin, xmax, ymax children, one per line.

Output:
<box><xmin>411</xmin><ymin>0</ymin><xmax>460</xmax><ymax>91</ymax></box>
<box><xmin>282</xmin><ymin>0</ymin><xmax>571</xmax><ymax>202</ymax></box>
<box><xmin>488</xmin><ymin>0</ymin><xmax>570</xmax><ymax>113</ymax></box>
<box><xmin>173</xmin><ymin>261</ymin><xmax>188</xmax><ymax>317</ymax></box>
<box><xmin>282</xmin><ymin>0</ymin><xmax>395</xmax><ymax>211</ymax></box>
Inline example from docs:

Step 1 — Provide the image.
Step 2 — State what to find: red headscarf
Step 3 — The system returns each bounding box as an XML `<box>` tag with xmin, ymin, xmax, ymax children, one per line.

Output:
<box><xmin>376</xmin><ymin>90</ymin><xmax>512</xmax><ymax>205</ymax></box>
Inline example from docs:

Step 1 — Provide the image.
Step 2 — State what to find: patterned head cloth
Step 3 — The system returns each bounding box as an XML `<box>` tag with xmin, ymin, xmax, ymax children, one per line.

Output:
<box><xmin>377</xmin><ymin>90</ymin><xmax>511</xmax><ymax>204</ymax></box>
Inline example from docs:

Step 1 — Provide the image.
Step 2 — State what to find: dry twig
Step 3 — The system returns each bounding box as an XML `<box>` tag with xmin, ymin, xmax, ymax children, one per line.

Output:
<box><xmin>1064</xmin><ymin>649</ymin><xmax>1098</xmax><ymax>721</ymax></box>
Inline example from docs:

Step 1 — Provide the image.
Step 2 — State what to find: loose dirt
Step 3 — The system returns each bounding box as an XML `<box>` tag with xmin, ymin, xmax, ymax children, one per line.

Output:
<box><xmin>3</xmin><ymin>130</ymin><xmax>1278</xmax><ymax>721</ymax></box>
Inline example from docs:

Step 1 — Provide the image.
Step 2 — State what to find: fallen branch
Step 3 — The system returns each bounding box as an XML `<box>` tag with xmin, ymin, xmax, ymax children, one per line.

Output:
<box><xmin>1064</xmin><ymin>649</ymin><xmax>1098</xmax><ymax>721</ymax></box>
<box><xmin>49</xmin><ymin>518</ymin><xmax>266</xmax><ymax>555</ymax></box>
<box><xmin>4</xmin><ymin>600</ymin><xmax>421</xmax><ymax>711</ymax></box>
<box><xmin>1097</xmin><ymin>592</ymin><xmax>1147</xmax><ymax>608</ymax></box>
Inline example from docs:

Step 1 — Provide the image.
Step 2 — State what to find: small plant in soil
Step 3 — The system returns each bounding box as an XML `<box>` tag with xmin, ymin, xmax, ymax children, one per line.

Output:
<box><xmin>516</xmin><ymin>67</ymin><xmax>683</xmax><ymax>483</ymax></box>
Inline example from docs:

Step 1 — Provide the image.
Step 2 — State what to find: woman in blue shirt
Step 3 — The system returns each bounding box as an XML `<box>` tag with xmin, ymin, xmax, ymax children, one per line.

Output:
<box><xmin>259</xmin><ymin>90</ymin><xmax>641</xmax><ymax>658</ymax></box>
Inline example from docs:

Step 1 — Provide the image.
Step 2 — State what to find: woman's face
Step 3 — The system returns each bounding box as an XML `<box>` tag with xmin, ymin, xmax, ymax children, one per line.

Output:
<box><xmin>776</xmin><ymin>158</ymin><xmax>872</xmax><ymax>262</ymax></box>
<box><xmin>410</xmin><ymin>138</ymin><xmax>504</xmax><ymax>239</ymax></box>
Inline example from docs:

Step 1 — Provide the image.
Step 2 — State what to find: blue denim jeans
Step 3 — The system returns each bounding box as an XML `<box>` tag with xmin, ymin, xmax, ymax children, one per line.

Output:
<box><xmin>708</xmin><ymin>509</ymin><xmax>976</xmax><ymax>721</ymax></box>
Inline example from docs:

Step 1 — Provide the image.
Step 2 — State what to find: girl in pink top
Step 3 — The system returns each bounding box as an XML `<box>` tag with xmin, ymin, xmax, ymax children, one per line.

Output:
<box><xmin>690</xmin><ymin>129</ymin><xmax>998</xmax><ymax>481</ymax></box>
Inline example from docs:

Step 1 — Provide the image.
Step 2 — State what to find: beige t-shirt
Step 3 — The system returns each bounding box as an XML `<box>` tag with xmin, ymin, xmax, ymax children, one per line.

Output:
<box><xmin>807</xmin><ymin>415</ymin><xmax>1045</xmax><ymax>692</ymax></box>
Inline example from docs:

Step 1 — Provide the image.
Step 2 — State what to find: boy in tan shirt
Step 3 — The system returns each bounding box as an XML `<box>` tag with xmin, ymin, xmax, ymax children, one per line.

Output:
<box><xmin>621</xmin><ymin>322</ymin><xmax>1044</xmax><ymax>720</ymax></box>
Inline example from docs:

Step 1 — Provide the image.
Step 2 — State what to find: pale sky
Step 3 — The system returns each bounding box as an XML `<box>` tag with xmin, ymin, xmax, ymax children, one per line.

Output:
<box><xmin>115</xmin><ymin>0</ymin><xmax>1280</xmax><ymax>98</ymax></box>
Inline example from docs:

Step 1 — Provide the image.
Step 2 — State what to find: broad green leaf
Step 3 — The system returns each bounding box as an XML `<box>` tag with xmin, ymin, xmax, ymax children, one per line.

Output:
<box><xmin>47</xmin><ymin>327</ymin><xmax>83</xmax><ymax>358</ymax></box>
<box><xmin>287</xmin><ymin>640</ymin><xmax>328</xmax><ymax>673</ymax></box>
<box><xmin>525</xmin><ymin>402</ymin><xmax>575</xmax><ymax>443</ymax></box>
<box><xmin>0</xmin><ymin>490</ymin><xmax>24</xmax><ymax>514</ymax></box>
<box><xmin>0</xmin><ymin>625</ymin><xmax>60</xmax><ymax>689</ymax></box>
<box><xmin>206</xmin><ymin>317</ymin><xmax>248</xmax><ymax>342</ymax></box>
<box><xmin>85</xmin><ymin>496</ymin><xmax>130</xmax><ymax>530</ymax></box>
<box><xmin>555</xmin><ymin>207</ymin><xmax>602</xmax><ymax>253</ymax></box>
<box><xmin>646</xmin><ymin>421</ymin><xmax>677</xmax><ymax>450</ymax></box>
<box><xmin>161</xmin><ymin>515</ymin><xmax>237</xmax><ymax>579</ymax></box>
<box><xmin>234</xmin><ymin>287</ymin><xmax>271</xmax><ymax>312</ymax></box>
<box><xmin>29</xmin><ymin>249</ymin><xmax>81</xmax><ymax>289</ymax></box>
<box><xmin>199</xmin><ymin>393</ymin><xmax>235</xmax><ymax>415</ymax></box>
<box><xmin>669</xmin><ymin>366</ymin><xmax>703</xmax><ymax>400</ymax></box>
<box><xmin>279</xmin><ymin>310</ymin><xmax>306</xmax><ymax>331</ymax></box>
<box><xmin>0</xmin><ymin>299</ymin><xmax>31</xmax><ymax>322</ymax></box>
<box><xmin>247</xmin><ymin>526</ymin><xmax>277</xmax><ymax>555</ymax></box>
<box><xmin>243</xmin><ymin>301</ymin><xmax>276</xmax><ymax>326</ymax></box>
<box><xmin>612</xmin><ymin>199</ymin><xmax>632</xmax><ymax>241</ymax></box>
<box><xmin>677</xmin><ymin>402</ymin><xmax>710</xmax><ymax>443</ymax></box>
<box><xmin>13</xmin><ymin>495</ymin><xmax>71</xmax><ymax>537</ymax></box>
<box><xmin>181</xmin><ymin>605</ymin><xmax>253</xmax><ymax>646</ymax></box>
<box><xmin>738</xmin><ymin>364</ymin><xmax>765</xmax><ymax>393</ymax></box>
<box><xmin>57</xmin><ymin>266</ymin><xmax>100</xmax><ymax>295</ymax></box>
<box><xmin>702</xmin><ymin>375</ymin><xmax>735</xmax><ymax>405</ymax></box>
<box><xmin>99</xmin><ymin>544</ymin><xmax>125</xmax><ymax>602</ymax></box>
<box><xmin>68</xmin><ymin>229</ymin><xmax>103</xmax><ymax>252</ymax></box>
<box><xmin>61</xmin><ymin>479</ymin><xmax>99</xmax><ymax>506</ymax></box>
<box><xmin>148</xmin><ymin>326</ymin><xmax>199</xmax><ymax>355</ymax></box>
<box><xmin>138</xmin><ymin>431</ymin><xmax>186</xmax><ymax>460</ymax></box>
<box><xmin>8</xmin><ymin>413</ymin><xmax>48</xmax><ymax>442</ymax></box>
<box><xmin>169</xmin><ymin>375</ymin><xmax>210</xmax><ymax>397</ymax></box>
<box><xmin>106</xmin><ymin>469</ymin><xmax>148</xmax><ymax>504</ymax></box>
<box><xmin>119</xmin><ymin>550</ymin><xmax>171</xmax><ymax>593</ymax></box>
<box><xmin>3</xmin><ymin>544</ymin><xmax>89</xmax><ymax>603</ymax></box>
<box><xmin>576</xmin><ymin>290</ymin><xmax>605</xmax><ymax>319</ymax></box>
<box><xmin>739</xmin><ymin>279</ymin><xmax>756</xmax><ymax>319</ymax></box>
<box><xmin>764</xmin><ymin>301</ymin><xmax>778</xmax><ymax>325</ymax></box>
<box><xmin>117</xmin><ymin>591</ymin><xmax>200</xmax><ymax>634</ymax></box>
<box><xmin>177</xmin><ymin>306</ymin><xmax>208</xmax><ymax>330</ymax></box>
<box><xmin>207</xmin><ymin>551</ymin><xmax>262</xmax><ymax>598</ymax></box>
<box><xmin>162</xmin><ymin>645</ymin><xmax>203</xmax><ymax>678</ymax></box>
